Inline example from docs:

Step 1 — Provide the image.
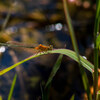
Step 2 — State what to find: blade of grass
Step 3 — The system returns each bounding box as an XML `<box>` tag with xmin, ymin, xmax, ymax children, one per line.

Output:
<box><xmin>0</xmin><ymin>49</ymin><xmax>94</xmax><ymax>76</ymax></box>
<box><xmin>7</xmin><ymin>74</ymin><xmax>17</xmax><ymax>100</ymax></box>
<box><xmin>0</xmin><ymin>52</ymin><xmax>49</xmax><ymax>76</ymax></box>
<box><xmin>70</xmin><ymin>94</ymin><xmax>75</xmax><ymax>100</ymax></box>
<box><xmin>42</xmin><ymin>84</ymin><xmax>51</xmax><ymax>100</ymax></box>
<box><xmin>97</xmin><ymin>90</ymin><xmax>100</xmax><ymax>100</ymax></box>
<box><xmin>45</xmin><ymin>54</ymin><xmax>63</xmax><ymax>88</ymax></box>
<box><xmin>41</xmin><ymin>82</ymin><xmax>51</xmax><ymax>100</ymax></box>
<box><xmin>40</xmin><ymin>83</ymin><xmax>44</xmax><ymax>100</ymax></box>
<box><xmin>43</xmin><ymin>55</ymin><xmax>63</xmax><ymax>100</ymax></box>
<box><xmin>93</xmin><ymin>0</ymin><xmax>100</xmax><ymax>99</ymax></box>
<box><xmin>62</xmin><ymin>0</ymin><xmax>92</xmax><ymax>99</ymax></box>
<box><xmin>2</xmin><ymin>12</ymin><xmax>11</xmax><ymax>31</ymax></box>
<box><xmin>0</xmin><ymin>95</ymin><xmax>3</xmax><ymax>100</ymax></box>
<box><xmin>49</xmin><ymin>49</ymin><xmax>94</xmax><ymax>73</ymax></box>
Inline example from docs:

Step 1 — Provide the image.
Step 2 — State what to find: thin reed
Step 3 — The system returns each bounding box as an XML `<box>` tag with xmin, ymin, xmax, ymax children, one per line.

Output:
<box><xmin>93</xmin><ymin>0</ymin><xmax>100</xmax><ymax>100</ymax></box>
<box><xmin>62</xmin><ymin>0</ymin><xmax>92</xmax><ymax>99</ymax></box>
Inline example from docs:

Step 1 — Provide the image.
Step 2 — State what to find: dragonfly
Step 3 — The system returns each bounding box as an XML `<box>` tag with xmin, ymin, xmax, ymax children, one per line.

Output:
<box><xmin>0</xmin><ymin>41</ymin><xmax>53</xmax><ymax>53</ymax></box>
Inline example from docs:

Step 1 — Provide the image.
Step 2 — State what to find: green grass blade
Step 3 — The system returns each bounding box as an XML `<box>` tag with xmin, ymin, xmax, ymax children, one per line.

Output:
<box><xmin>70</xmin><ymin>94</ymin><xmax>75</xmax><ymax>100</ymax></box>
<box><xmin>93</xmin><ymin>0</ymin><xmax>100</xmax><ymax>99</ymax></box>
<box><xmin>40</xmin><ymin>82</ymin><xmax>51</xmax><ymax>100</ymax></box>
<box><xmin>97</xmin><ymin>90</ymin><xmax>100</xmax><ymax>100</ymax></box>
<box><xmin>7</xmin><ymin>74</ymin><xmax>17</xmax><ymax>100</ymax></box>
<box><xmin>42</xmin><ymin>85</ymin><xmax>50</xmax><ymax>100</ymax></box>
<box><xmin>2</xmin><ymin>12</ymin><xmax>11</xmax><ymax>30</ymax></box>
<box><xmin>42</xmin><ymin>55</ymin><xmax>63</xmax><ymax>100</ymax></box>
<box><xmin>63</xmin><ymin>0</ymin><xmax>92</xmax><ymax>99</ymax></box>
<box><xmin>0</xmin><ymin>52</ymin><xmax>49</xmax><ymax>76</ymax></box>
<box><xmin>63</xmin><ymin>0</ymin><xmax>78</xmax><ymax>54</ymax></box>
<box><xmin>0</xmin><ymin>49</ymin><xmax>94</xmax><ymax>76</ymax></box>
<box><xmin>40</xmin><ymin>83</ymin><xmax>44</xmax><ymax>100</ymax></box>
<box><xmin>45</xmin><ymin>54</ymin><xmax>63</xmax><ymax>88</ymax></box>
<box><xmin>0</xmin><ymin>95</ymin><xmax>3</xmax><ymax>100</ymax></box>
<box><xmin>49</xmin><ymin>49</ymin><xmax>94</xmax><ymax>73</ymax></box>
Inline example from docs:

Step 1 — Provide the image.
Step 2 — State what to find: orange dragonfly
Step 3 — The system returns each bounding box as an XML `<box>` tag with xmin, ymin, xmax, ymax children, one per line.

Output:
<box><xmin>0</xmin><ymin>41</ymin><xmax>53</xmax><ymax>53</ymax></box>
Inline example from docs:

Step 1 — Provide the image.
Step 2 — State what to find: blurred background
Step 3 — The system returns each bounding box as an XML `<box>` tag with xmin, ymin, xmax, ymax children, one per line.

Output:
<box><xmin>0</xmin><ymin>0</ymin><xmax>96</xmax><ymax>100</ymax></box>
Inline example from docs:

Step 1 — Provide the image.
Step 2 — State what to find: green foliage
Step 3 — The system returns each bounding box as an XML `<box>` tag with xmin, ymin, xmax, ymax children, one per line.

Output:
<box><xmin>96</xmin><ymin>34</ymin><xmax>100</xmax><ymax>49</ymax></box>
<box><xmin>45</xmin><ymin>54</ymin><xmax>63</xmax><ymax>88</ymax></box>
<box><xmin>97</xmin><ymin>90</ymin><xmax>100</xmax><ymax>100</ymax></box>
<box><xmin>93</xmin><ymin>0</ymin><xmax>100</xmax><ymax>99</ymax></box>
<box><xmin>49</xmin><ymin>49</ymin><xmax>94</xmax><ymax>73</ymax></box>
<box><xmin>7</xmin><ymin>74</ymin><xmax>17</xmax><ymax>100</ymax></box>
<box><xmin>0</xmin><ymin>49</ymin><xmax>94</xmax><ymax>76</ymax></box>
<box><xmin>0</xmin><ymin>96</ymin><xmax>3</xmax><ymax>100</ymax></box>
<box><xmin>70</xmin><ymin>94</ymin><xmax>75</xmax><ymax>100</ymax></box>
<box><xmin>42</xmin><ymin>55</ymin><xmax>63</xmax><ymax>100</ymax></box>
<box><xmin>63</xmin><ymin>0</ymin><xmax>92</xmax><ymax>99</ymax></box>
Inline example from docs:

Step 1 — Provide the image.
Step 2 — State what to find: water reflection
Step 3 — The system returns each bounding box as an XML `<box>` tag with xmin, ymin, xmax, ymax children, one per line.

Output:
<box><xmin>55</xmin><ymin>23</ymin><xmax>62</xmax><ymax>31</ymax></box>
<box><xmin>0</xmin><ymin>46</ymin><xmax>6</xmax><ymax>53</ymax></box>
<box><xmin>82</xmin><ymin>56</ymin><xmax>87</xmax><ymax>60</ymax></box>
<box><xmin>5</xmin><ymin>26</ymin><xmax>18</xmax><ymax>34</ymax></box>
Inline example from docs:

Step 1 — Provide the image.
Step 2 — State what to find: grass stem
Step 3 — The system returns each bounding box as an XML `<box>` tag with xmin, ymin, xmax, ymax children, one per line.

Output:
<box><xmin>93</xmin><ymin>0</ymin><xmax>100</xmax><ymax>99</ymax></box>
<box><xmin>62</xmin><ymin>0</ymin><xmax>92</xmax><ymax>99</ymax></box>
